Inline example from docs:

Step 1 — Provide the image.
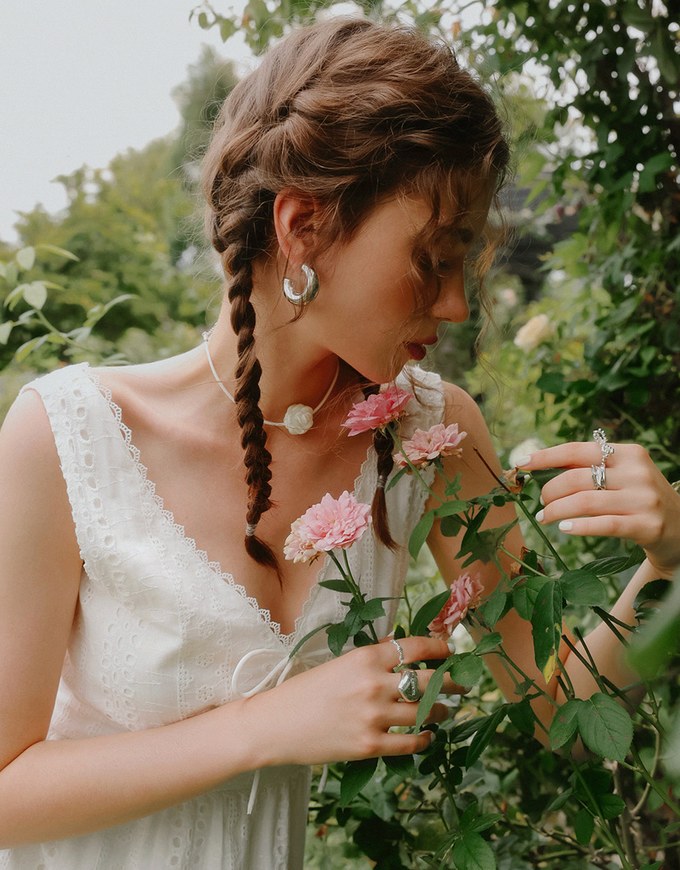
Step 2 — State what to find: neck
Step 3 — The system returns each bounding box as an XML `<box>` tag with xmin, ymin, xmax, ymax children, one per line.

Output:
<box><xmin>204</xmin><ymin>315</ymin><xmax>348</xmax><ymax>426</ymax></box>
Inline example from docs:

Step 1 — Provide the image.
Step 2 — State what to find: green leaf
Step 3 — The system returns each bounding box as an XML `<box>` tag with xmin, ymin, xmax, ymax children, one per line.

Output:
<box><xmin>408</xmin><ymin>510</ymin><xmax>434</xmax><ymax>560</ymax></box>
<box><xmin>559</xmin><ymin>570</ymin><xmax>607</xmax><ymax>607</ymax></box>
<box><xmin>531</xmin><ymin>579</ymin><xmax>562</xmax><ymax>682</ymax></box>
<box><xmin>544</xmin><ymin>788</ymin><xmax>573</xmax><ymax>813</ymax></box>
<box><xmin>319</xmin><ymin>578</ymin><xmax>353</xmax><ymax>593</ymax></box>
<box><xmin>339</xmin><ymin>757</ymin><xmax>378</xmax><ymax>806</ymax></box>
<box><xmin>441</xmin><ymin>514</ymin><xmax>463</xmax><ymax>537</ymax></box>
<box><xmin>410</xmin><ymin>589</ymin><xmax>450</xmax><ymax>637</ymax></box>
<box><xmin>0</xmin><ymin>321</ymin><xmax>13</xmax><ymax>344</ymax></box>
<box><xmin>574</xmin><ymin>807</ymin><xmax>594</xmax><ymax>845</ymax></box>
<box><xmin>385</xmin><ymin>466</ymin><xmax>407</xmax><ymax>491</ymax></box>
<box><xmin>416</xmin><ymin>660</ymin><xmax>448</xmax><ymax>728</ymax></box>
<box><xmin>22</xmin><ymin>281</ymin><xmax>47</xmax><ymax>310</ymax></box>
<box><xmin>449</xmin><ymin>653</ymin><xmax>484</xmax><ymax>687</ymax></box>
<box><xmin>507</xmin><ymin>699</ymin><xmax>536</xmax><ymax>736</ymax></box>
<box><xmin>451</xmin><ymin>831</ymin><xmax>496</xmax><ymax>870</ymax></box>
<box><xmin>15</xmin><ymin>246</ymin><xmax>35</xmax><ymax>271</ymax></box>
<box><xmin>358</xmin><ymin>597</ymin><xmax>386</xmax><ymax>621</ymax></box>
<box><xmin>584</xmin><ymin>549</ymin><xmax>645</xmax><ymax>576</ymax></box>
<box><xmin>549</xmin><ymin>699</ymin><xmax>582</xmax><ymax>750</ymax></box>
<box><xmin>15</xmin><ymin>335</ymin><xmax>47</xmax><ymax>362</ymax></box>
<box><xmin>326</xmin><ymin>622</ymin><xmax>351</xmax><ymax>657</ymax></box>
<box><xmin>382</xmin><ymin>753</ymin><xmax>416</xmax><ymax>779</ymax></box>
<box><xmin>465</xmin><ymin>705</ymin><xmax>508</xmax><ymax>766</ymax></box>
<box><xmin>467</xmin><ymin>813</ymin><xmax>503</xmax><ymax>834</ymax></box>
<box><xmin>435</xmin><ymin>499</ymin><xmax>468</xmax><ymax>517</ymax></box>
<box><xmin>353</xmin><ymin>630</ymin><xmax>373</xmax><ymax>647</ymax></box>
<box><xmin>576</xmin><ymin>693</ymin><xmax>633</xmax><ymax>761</ymax></box>
<box><xmin>476</xmin><ymin>588</ymin><xmax>507</xmax><ymax>628</ymax></box>
<box><xmin>474</xmin><ymin>632</ymin><xmax>502</xmax><ymax>655</ymax></box>
<box><xmin>460</xmin><ymin>521</ymin><xmax>517</xmax><ymax>567</ymax></box>
<box><xmin>597</xmin><ymin>793</ymin><xmax>626</xmax><ymax>820</ymax></box>
<box><xmin>512</xmin><ymin>574</ymin><xmax>549</xmax><ymax>620</ymax></box>
<box><xmin>35</xmin><ymin>243</ymin><xmax>79</xmax><ymax>262</ymax></box>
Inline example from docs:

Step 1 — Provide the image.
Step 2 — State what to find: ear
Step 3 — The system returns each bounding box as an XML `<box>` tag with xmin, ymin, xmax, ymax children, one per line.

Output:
<box><xmin>273</xmin><ymin>190</ymin><xmax>320</xmax><ymax>264</ymax></box>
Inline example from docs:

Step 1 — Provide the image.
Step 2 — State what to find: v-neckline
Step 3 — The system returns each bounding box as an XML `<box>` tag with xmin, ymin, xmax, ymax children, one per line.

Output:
<box><xmin>81</xmin><ymin>364</ymin><xmax>375</xmax><ymax>648</ymax></box>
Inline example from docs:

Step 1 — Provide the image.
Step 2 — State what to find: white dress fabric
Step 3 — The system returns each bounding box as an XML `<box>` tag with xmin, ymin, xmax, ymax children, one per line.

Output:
<box><xmin>0</xmin><ymin>362</ymin><xmax>443</xmax><ymax>870</ymax></box>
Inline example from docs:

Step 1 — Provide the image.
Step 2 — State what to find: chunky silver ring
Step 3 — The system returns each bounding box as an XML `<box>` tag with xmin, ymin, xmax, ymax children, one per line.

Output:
<box><xmin>397</xmin><ymin>668</ymin><xmax>422</xmax><ymax>703</ymax></box>
<box><xmin>390</xmin><ymin>638</ymin><xmax>405</xmax><ymax>672</ymax></box>
<box><xmin>591</xmin><ymin>463</ymin><xmax>607</xmax><ymax>490</ymax></box>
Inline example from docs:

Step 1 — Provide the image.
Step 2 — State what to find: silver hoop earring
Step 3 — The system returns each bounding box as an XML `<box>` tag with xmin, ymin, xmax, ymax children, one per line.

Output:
<box><xmin>282</xmin><ymin>263</ymin><xmax>319</xmax><ymax>305</ymax></box>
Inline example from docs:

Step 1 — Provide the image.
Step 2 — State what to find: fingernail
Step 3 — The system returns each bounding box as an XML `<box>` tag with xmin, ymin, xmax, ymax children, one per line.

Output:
<box><xmin>446</xmin><ymin>637</ymin><xmax>457</xmax><ymax>654</ymax></box>
<box><xmin>559</xmin><ymin>520</ymin><xmax>574</xmax><ymax>532</ymax></box>
<box><xmin>539</xmin><ymin>493</ymin><xmax>545</xmax><ymax>506</ymax></box>
<box><xmin>536</xmin><ymin>509</ymin><xmax>544</xmax><ymax>523</ymax></box>
<box><xmin>514</xmin><ymin>455</ymin><xmax>532</xmax><ymax>467</ymax></box>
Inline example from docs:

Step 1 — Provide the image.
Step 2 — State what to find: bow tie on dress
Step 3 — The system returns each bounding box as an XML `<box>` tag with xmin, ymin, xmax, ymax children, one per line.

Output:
<box><xmin>232</xmin><ymin>642</ymin><xmax>330</xmax><ymax>814</ymax></box>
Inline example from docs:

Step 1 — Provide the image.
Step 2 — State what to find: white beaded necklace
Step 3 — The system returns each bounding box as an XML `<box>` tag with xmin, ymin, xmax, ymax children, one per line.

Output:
<box><xmin>201</xmin><ymin>332</ymin><xmax>340</xmax><ymax>436</ymax></box>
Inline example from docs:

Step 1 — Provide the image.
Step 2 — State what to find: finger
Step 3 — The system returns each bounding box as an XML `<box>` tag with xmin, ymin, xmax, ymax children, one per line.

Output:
<box><xmin>537</xmin><ymin>490</ymin><xmax>629</xmax><ymax>525</ymax></box>
<box><xmin>547</xmin><ymin>513</ymin><xmax>654</xmax><ymax>544</ymax></box>
<box><xmin>378</xmin><ymin>729</ymin><xmax>435</xmax><ymax>756</ymax></box>
<box><xmin>515</xmin><ymin>442</ymin><xmax>604</xmax><ymax>471</ymax></box>
<box><xmin>388</xmin><ymin>700</ymin><xmax>449</xmax><ymax>728</ymax></box>
<box><xmin>379</xmin><ymin>636</ymin><xmax>450</xmax><ymax>670</ymax></box>
<box><xmin>391</xmin><ymin>669</ymin><xmax>468</xmax><ymax>701</ymax></box>
<box><xmin>539</xmin><ymin>468</ymin><xmax>613</xmax><ymax>504</ymax></box>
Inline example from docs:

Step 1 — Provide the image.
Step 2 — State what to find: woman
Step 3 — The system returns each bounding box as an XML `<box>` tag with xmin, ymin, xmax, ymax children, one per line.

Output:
<box><xmin>0</xmin><ymin>16</ymin><xmax>677</xmax><ymax>869</ymax></box>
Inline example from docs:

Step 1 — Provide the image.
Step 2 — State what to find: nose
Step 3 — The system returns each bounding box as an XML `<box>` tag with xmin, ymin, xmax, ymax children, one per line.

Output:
<box><xmin>430</xmin><ymin>271</ymin><xmax>469</xmax><ymax>324</ymax></box>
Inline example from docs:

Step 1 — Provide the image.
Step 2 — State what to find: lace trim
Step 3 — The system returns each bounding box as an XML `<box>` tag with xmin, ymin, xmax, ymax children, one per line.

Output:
<box><xmin>82</xmin><ymin>365</ymin><xmax>374</xmax><ymax>649</ymax></box>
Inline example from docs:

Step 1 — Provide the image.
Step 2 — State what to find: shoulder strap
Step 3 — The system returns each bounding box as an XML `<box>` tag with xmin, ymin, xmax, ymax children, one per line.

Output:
<box><xmin>20</xmin><ymin>364</ymin><xmax>145</xmax><ymax>582</ymax></box>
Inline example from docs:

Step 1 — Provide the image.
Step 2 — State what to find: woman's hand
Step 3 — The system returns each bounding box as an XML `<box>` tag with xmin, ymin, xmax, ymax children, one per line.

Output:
<box><xmin>243</xmin><ymin>636</ymin><xmax>462</xmax><ymax>768</ymax></box>
<box><xmin>518</xmin><ymin>440</ymin><xmax>680</xmax><ymax>578</ymax></box>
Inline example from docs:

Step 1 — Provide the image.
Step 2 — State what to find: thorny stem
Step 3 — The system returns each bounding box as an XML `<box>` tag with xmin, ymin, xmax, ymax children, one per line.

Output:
<box><xmin>473</xmin><ymin>447</ymin><xmax>569</xmax><ymax>572</ymax></box>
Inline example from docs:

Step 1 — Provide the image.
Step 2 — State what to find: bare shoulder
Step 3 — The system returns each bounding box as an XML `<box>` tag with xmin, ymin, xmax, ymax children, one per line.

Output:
<box><xmin>440</xmin><ymin>380</ymin><xmax>489</xmax><ymax>437</ymax></box>
<box><xmin>0</xmin><ymin>386</ymin><xmax>80</xmax><ymax>556</ymax></box>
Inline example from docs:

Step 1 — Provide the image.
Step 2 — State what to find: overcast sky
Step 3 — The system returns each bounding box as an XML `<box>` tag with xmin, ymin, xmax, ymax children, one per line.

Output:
<box><xmin>0</xmin><ymin>0</ymin><xmax>253</xmax><ymax>244</ymax></box>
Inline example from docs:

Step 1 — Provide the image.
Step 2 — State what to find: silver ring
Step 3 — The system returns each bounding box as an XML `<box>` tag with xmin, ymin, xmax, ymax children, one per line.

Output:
<box><xmin>397</xmin><ymin>668</ymin><xmax>422</xmax><ymax>703</ymax></box>
<box><xmin>591</xmin><ymin>463</ymin><xmax>607</xmax><ymax>490</ymax></box>
<box><xmin>390</xmin><ymin>638</ymin><xmax>405</xmax><ymax>672</ymax></box>
<box><xmin>593</xmin><ymin>428</ymin><xmax>615</xmax><ymax>462</ymax></box>
<box><xmin>591</xmin><ymin>429</ymin><xmax>613</xmax><ymax>491</ymax></box>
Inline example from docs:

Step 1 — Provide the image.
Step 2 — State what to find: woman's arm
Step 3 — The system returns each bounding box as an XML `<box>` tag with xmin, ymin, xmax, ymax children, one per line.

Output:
<box><xmin>0</xmin><ymin>391</ymin><xmax>450</xmax><ymax>847</ymax></box>
<box><xmin>426</xmin><ymin>383</ymin><xmax>680</xmax><ymax>727</ymax></box>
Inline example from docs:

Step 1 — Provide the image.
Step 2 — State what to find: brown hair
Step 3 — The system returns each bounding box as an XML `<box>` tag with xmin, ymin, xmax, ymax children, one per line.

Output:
<box><xmin>202</xmin><ymin>16</ymin><xmax>509</xmax><ymax>570</ymax></box>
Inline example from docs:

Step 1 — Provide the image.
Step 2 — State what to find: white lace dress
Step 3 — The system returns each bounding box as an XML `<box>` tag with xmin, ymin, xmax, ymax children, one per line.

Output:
<box><xmin>0</xmin><ymin>362</ymin><xmax>443</xmax><ymax>870</ymax></box>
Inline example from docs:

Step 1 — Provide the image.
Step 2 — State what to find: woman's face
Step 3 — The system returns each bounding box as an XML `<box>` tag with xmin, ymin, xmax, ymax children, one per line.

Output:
<box><xmin>309</xmin><ymin>188</ymin><xmax>492</xmax><ymax>384</ymax></box>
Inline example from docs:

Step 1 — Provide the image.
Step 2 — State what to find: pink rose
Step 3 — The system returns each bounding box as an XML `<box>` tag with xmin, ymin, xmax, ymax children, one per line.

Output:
<box><xmin>342</xmin><ymin>386</ymin><xmax>412</xmax><ymax>437</ymax></box>
<box><xmin>395</xmin><ymin>423</ymin><xmax>467</xmax><ymax>469</ymax></box>
<box><xmin>283</xmin><ymin>491</ymin><xmax>372</xmax><ymax>563</ymax></box>
<box><xmin>428</xmin><ymin>572</ymin><xmax>485</xmax><ymax>639</ymax></box>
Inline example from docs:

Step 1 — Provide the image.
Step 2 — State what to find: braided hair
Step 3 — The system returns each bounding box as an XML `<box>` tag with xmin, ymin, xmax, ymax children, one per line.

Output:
<box><xmin>202</xmin><ymin>17</ymin><xmax>509</xmax><ymax>571</ymax></box>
